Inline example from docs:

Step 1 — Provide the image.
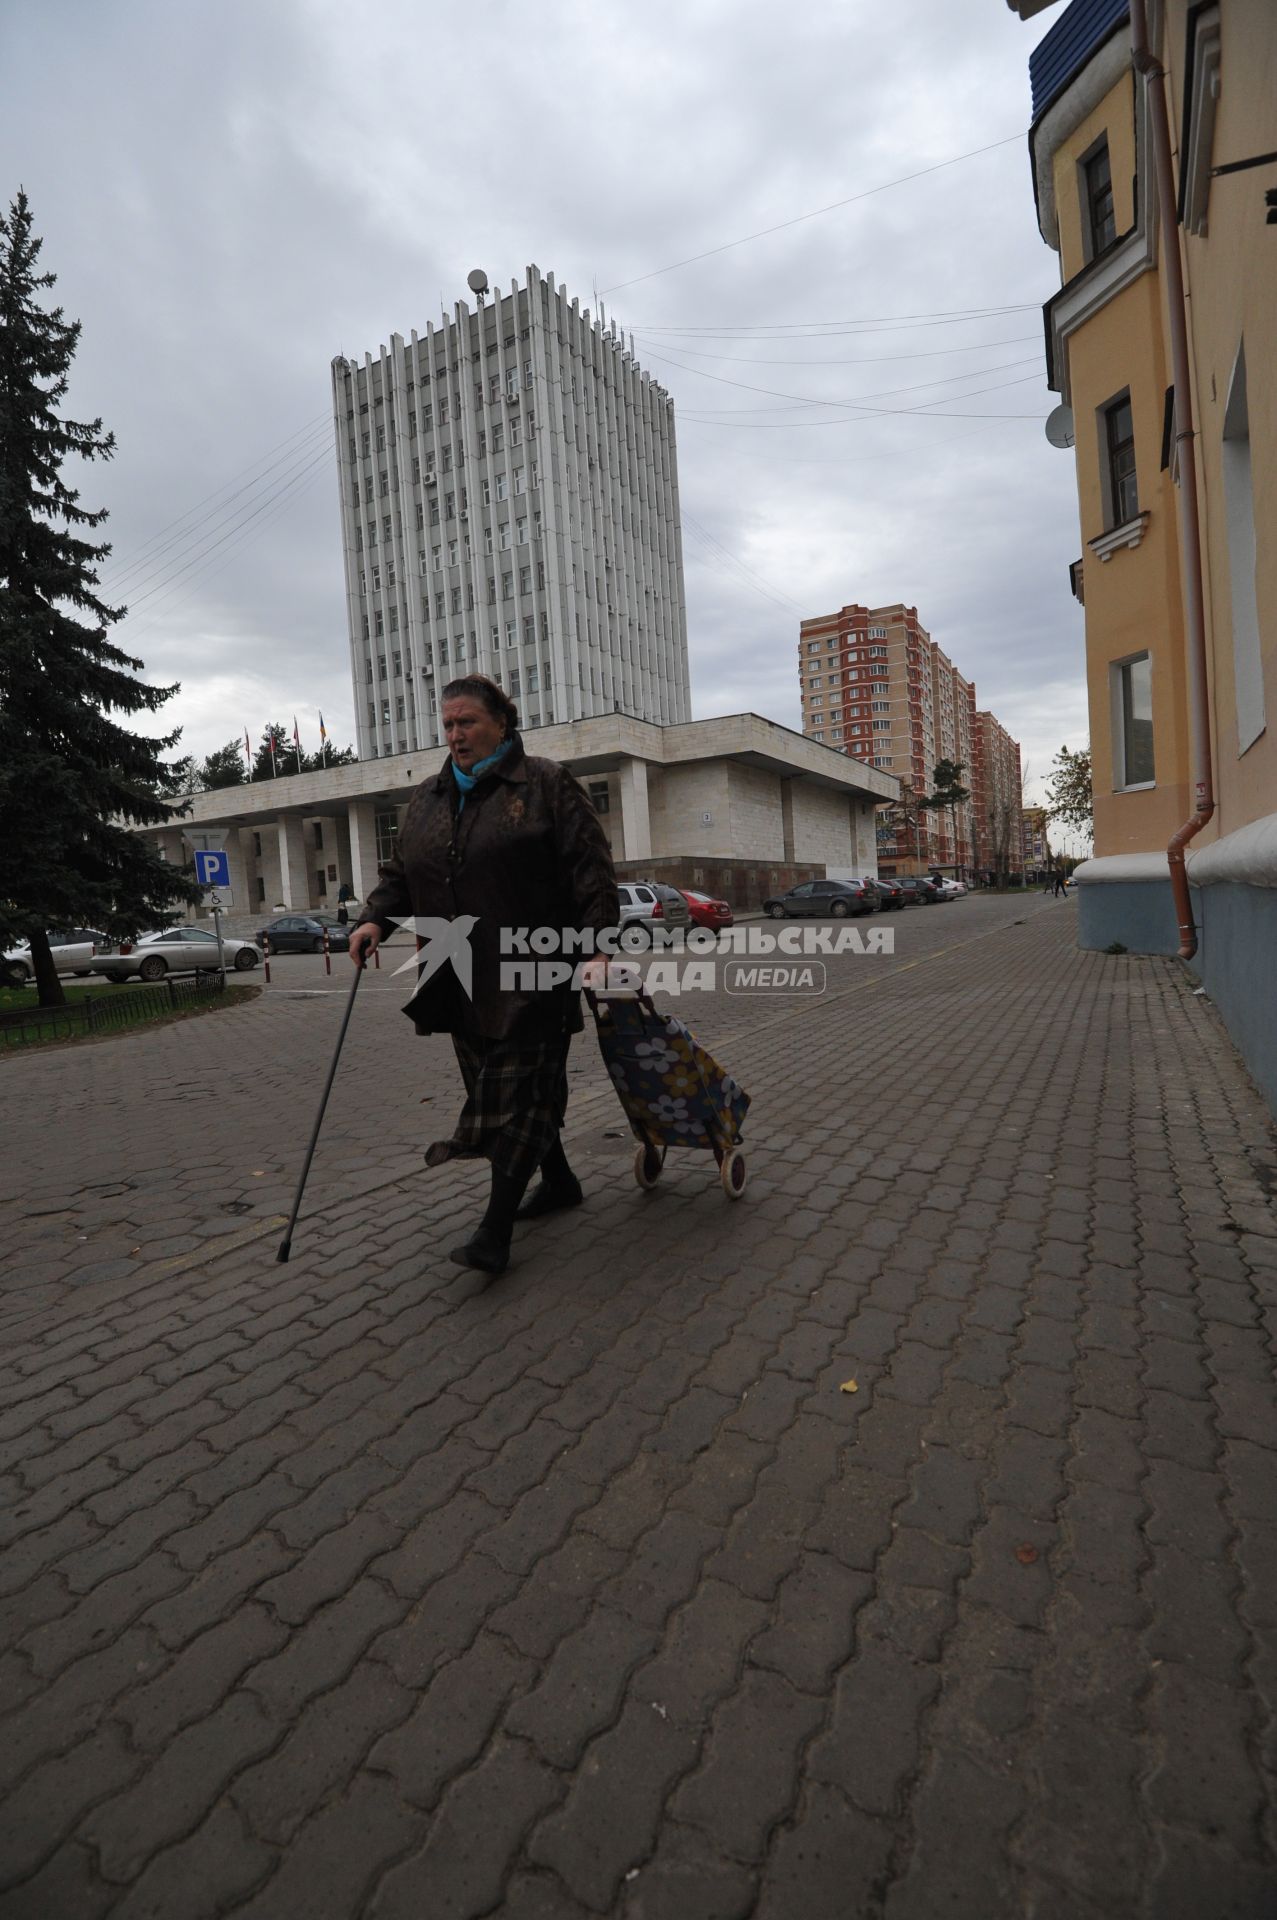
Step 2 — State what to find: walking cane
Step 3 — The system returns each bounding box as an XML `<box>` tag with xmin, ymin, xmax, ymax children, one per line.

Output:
<box><xmin>276</xmin><ymin>957</ymin><xmax>365</xmax><ymax>1263</ymax></box>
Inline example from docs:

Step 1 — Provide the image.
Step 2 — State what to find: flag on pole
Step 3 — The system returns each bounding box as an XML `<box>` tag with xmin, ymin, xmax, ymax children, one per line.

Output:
<box><xmin>293</xmin><ymin>715</ymin><xmax>304</xmax><ymax>770</ymax></box>
<box><xmin>318</xmin><ymin>711</ymin><xmax>328</xmax><ymax>766</ymax></box>
<box><xmin>268</xmin><ymin>729</ymin><xmax>277</xmax><ymax>776</ymax></box>
<box><xmin>242</xmin><ymin>727</ymin><xmax>252</xmax><ymax>766</ymax></box>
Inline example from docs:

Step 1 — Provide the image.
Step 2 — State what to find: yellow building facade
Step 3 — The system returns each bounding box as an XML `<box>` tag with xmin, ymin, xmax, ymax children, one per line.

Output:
<box><xmin>1013</xmin><ymin>0</ymin><xmax>1277</xmax><ymax>1109</ymax></box>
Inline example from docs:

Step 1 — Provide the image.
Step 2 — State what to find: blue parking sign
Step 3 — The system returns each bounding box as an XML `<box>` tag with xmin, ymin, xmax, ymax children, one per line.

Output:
<box><xmin>194</xmin><ymin>849</ymin><xmax>230</xmax><ymax>888</ymax></box>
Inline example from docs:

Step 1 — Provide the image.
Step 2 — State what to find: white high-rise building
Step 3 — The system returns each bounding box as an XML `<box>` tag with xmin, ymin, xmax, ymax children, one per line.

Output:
<box><xmin>332</xmin><ymin>264</ymin><xmax>691</xmax><ymax>760</ymax></box>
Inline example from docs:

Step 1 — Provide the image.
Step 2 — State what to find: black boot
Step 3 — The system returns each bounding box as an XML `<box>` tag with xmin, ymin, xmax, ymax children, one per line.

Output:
<box><xmin>516</xmin><ymin>1137</ymin><xmax>584</xmax><ymax>1220</ymax></box>
<box><xmin>451</xmin><ymin>1167</ymin><xmax>528</xmax><ymax>1275</ymax></box>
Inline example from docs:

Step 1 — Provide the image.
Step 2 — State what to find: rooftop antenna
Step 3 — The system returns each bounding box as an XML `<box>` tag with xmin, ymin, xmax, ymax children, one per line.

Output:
<box><xmin>467</xmin><ymin>267</ymin><xmax>490</xmax><ymax>308</ymax></box>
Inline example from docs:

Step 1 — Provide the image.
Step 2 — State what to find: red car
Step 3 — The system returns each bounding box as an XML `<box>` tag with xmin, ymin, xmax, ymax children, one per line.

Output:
<box><xmin>679</xmin><ymin>888</ymin><xmax>734</xmax><ymax>931</ymax></box>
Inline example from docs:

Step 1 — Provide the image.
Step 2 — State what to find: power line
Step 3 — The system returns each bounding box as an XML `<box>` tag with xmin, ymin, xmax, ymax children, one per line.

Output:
<box><xmin>118</xmin><ymin>436</ymin><xmax>335</xmax><ymax>625</ymax></box>
<box><xmin>102</xmin><ymin>413</ymin><xmax>331</xmax><ymax>590</ymax></box>
<box><xmin>601</xmin><ymin>137</ymin><xmax>1026</xmax><ymax>294</ymax></box>
<box><xmin>105</xmin><ymin>419</ymin><xmax>332</xmax><ymax>602</ymax></box>
<box><xmin>681</xmin><ymin>512</ymin><xmax>814</xmax><ymax>620</ymax></box>
<box><xmin>633</xmin><ymin>303</ymin><xmax>1041</xmax><ymax>334</ymax></box>
<box><xmin>649</xmin><ymin>341</ymin><xmax>1046</xmax><ymax>419</ymax></box>
<box><xmin>669</xmin><ymin>355</ymin><xmax>1042</xmax><ymax>416</ymax></box>
<box><xmin>632</xmin><ymin>331</ymin><xmax>1041</xmax><ymax>367</ymax></box>
<box><xmin>118</xmin><ymin>455</ymin><xmax>334</xmax><ymax>650</ymax></box>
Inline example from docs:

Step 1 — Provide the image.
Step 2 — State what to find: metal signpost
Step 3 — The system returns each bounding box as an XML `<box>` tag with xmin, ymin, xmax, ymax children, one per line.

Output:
<box><xmin>194</xmin><ymin>850</ymin><xmax>232</xmax><ymax>977</ymax></box>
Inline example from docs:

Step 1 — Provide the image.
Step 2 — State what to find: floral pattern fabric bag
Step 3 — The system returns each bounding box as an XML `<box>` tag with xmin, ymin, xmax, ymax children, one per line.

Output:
<box><xmin>591</xmin><ymin>992</ymin><xmax>750</xmax><ymax>1154</ymax></box>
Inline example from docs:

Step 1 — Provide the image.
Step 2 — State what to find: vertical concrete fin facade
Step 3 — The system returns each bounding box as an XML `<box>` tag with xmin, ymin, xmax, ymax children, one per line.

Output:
<box><xmin>332</xmin><ymin>267</ymin><xmax>691</xmax><ymax>765</ymax></box>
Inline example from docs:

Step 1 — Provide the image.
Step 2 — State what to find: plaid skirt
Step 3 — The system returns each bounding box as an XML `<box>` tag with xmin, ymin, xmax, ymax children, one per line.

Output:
<box><xmin>424</xmin><ymin>1032</ymin><xmax>571</xmax><ymax>1183</ymax></box>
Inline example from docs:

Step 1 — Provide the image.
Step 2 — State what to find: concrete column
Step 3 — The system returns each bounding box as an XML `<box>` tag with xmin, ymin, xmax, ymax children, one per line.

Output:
<box><xmin>311</xmin><ymin>816</ymin><xmax>338</xmax><ymax>905</ymax></box>
<box><xmin>224</xmin><ymin>828</ymin><xmax>252</xmax><ymax>913</ymax></box>
<box><xmin>347</xmin><ymin>798</ymin><xmax>380</xmax><ymax>905</ymax></box>
<box><xmin>616</xmin><ymin>757</ymin><xmax>652</xmax><ymax>863</ymax></box>
<box><xmin>334</xmin><ymin>812</ymin><xmax>354</xmax><ymax>897</ymax></box>
<box><xmin>854</xmin><ymin>801</ymin><xmax>879</xmax><ymax>876</ymax></box>
<box><xmin>780</xmin><ymin>780</ymin><xmax>796</xmax><ymax>862</ymax></box>
<box><xmin>277</xmin><ymin>815</ymin><xmax>310</xmax><ymax>909</ymax></box>
<box><xmin>257</xmin><ymin>823</ymin><xmax>283</xmax><ymax>909</ymax></box>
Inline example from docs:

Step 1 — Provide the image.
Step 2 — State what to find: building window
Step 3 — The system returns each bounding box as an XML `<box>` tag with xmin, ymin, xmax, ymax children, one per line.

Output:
<box><xmin>1113</xmin><ymin>653</ymin><xmax>1154</xmax><ymax>787</ymax></box>
<box><xmin>1083</xmin><ymin>140</ymin><xmax>1117</xmax><ymax>257</ymax></box>
<box><xmin>374</xmin><ymin>809</ymin><xmax>400</xmax><ymax>864</ymax></box>
<box><xmin>1104</xmin><ymin>394</ymin><xmax>1139</xmax><ymax>526</ymax></box>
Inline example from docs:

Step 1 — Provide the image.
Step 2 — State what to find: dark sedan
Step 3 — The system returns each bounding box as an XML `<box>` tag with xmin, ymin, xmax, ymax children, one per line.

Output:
<box><xmin>762</xmin><ymin>879</ymin><xmax>876</xmax><ymax>919</ymax></box>
<box><xmin>873</xmin><ymin>878</ymin><xmax>905</xmax><ymax>910</ymax></box>
<box><xmin>894</xmin><ymin>878</ymin><xmax>942</xmax><ymax>906</ymax></box>
<box><xmin>255</xmin><ymin>914</ymin><xmax>353</xmax><ymax>954</ymax></box>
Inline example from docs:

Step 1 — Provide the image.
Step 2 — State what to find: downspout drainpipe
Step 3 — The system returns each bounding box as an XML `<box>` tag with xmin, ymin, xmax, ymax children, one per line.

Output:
<box><xmin>1130</xmin><ymin>0</ymin><xmax>1214</xmax><ymax>959</ymax></box>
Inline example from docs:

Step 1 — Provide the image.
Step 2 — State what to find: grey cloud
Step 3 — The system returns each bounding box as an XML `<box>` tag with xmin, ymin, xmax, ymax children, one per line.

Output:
<box><xmin>2</xmin><ymin>0</ymin><xmax>1082</xmax><ymax>794</ymax></box>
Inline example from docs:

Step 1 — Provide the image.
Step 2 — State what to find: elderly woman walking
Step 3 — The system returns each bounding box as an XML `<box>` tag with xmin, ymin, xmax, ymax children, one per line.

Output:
<box><xmin>349</xmin><ymin>676</ymin><xmax>619</xmax><ymax>1276</ymax></box>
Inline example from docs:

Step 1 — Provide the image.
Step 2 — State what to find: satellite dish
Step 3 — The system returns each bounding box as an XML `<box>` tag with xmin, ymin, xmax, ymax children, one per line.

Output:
<box><xmin>466</xmin><ymin>268</ymin><xmax>489</xmax><ymax>297</ymax></box>
<box><xmin>1045</xmin><ymin>404</ymin><xmax>1075</xmax><ymax>450</ymax></box>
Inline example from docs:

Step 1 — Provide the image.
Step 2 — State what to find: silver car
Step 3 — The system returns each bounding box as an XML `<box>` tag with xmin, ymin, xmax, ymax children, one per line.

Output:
<box><xmin>2</xmin><ymin>927</ymin><xmax>108</xmax><ymax>986</ymax></box>
<box><xmin>615</xmin><ymin>881</ymin><xmax>692</xmax><ymax>945</ymax></box>
<box><xmin>99</xmin><ymin>928</ymin><xmax>260</xmax><ymax>982</ymax></box>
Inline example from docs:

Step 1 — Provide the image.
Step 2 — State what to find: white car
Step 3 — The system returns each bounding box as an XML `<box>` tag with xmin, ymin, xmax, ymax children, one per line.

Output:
<box><xmin>927</xmin><ymin>878</ymin><xmax>967</xmax><ymax>900</ymax></box>
<box><xmin>2</xmin><ymin>927</ymin><xmax>108</xmax><ymax>987</ymax></box>
<box><xmin>98</xmin><ymin>928</ymin><xmax>261</xmax><ymax>983</ymax></box>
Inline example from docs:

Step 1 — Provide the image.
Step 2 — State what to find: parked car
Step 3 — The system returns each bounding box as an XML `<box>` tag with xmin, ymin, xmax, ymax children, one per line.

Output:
<box><xmin>678</xmin><ymin>888</ymin><xmax>734</xmax><ymax>931</ymax></box>
<box><xmin>254</xmin><ymin>914</ymin><xmax>353</xmax><ymax>955</ymax></box>
<box><xmin>926</xmin><ymin>875</ymin><xmax>967</xmax><ymax>899</ymax></box>
<box><xmin>99</xmin><ymin>928</ymin><xmax>261</xmax><ymax>982</ymax></box>
<box><xmin>894</xmin><ymin>878</ymin><xmax>943</xmax><ymax>906</ymax></box>
<box><xmin>616</xmin><ymin>882</ymin><xmax>692</xmax><ymax>944</ymax></box>
<box><xmin>2</xmin><ymin>927</ymin><xmax>109</xmax><ymax>987</ymax></box>
<box><xmin>872</xmin><ymin>878</ymin><xmax>905</xmax><ymax>910</ymax></box>
<box><xmin>762</xmin><ymin>879</ymin><xmax>876</xmax><ymax>919</ymax></box>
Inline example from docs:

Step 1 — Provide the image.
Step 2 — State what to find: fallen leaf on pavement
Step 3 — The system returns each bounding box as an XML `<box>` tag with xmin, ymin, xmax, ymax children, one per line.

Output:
<box><xmin>1015</xmin><ymin>1543</ymin><xmax>1039</xmax><ymax>1566</ymax></box>
<box><xmin>840</xmin><ymin>1378</ymin><xmax>859</xmax><ymax>1394</ymax></box>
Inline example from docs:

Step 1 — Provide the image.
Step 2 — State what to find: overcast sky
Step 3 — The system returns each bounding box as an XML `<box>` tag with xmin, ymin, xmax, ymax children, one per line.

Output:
<box><xmin>3</xmin><ymin>0</ymin><xmax>1084</xmax><ymax>805</ymax></box>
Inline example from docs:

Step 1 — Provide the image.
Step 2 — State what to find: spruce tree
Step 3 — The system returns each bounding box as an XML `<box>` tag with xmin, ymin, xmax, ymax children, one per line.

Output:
<box><xmin>0</xmin><ymin>190</ymin><xmax>199</xmax><ymax>1006</ymax></box>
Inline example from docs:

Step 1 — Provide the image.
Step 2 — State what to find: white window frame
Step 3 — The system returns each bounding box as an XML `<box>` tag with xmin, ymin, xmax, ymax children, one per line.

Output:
<box><xmin>1110</xmin><ymin>650</ymin><xmax>1156</xmax><ymax>791</ymax></box>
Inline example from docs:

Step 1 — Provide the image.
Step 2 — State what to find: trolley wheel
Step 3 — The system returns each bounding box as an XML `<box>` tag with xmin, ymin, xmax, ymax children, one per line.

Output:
<box><xmin>720</xmin><ymin>1147</ymin><xmax>748</xmax><ymax>1199</ymax></box>
<box><xmin>634</xmin><ymin>1143</ymin><xmax>665</xmax><ymax>1189</ymax></box>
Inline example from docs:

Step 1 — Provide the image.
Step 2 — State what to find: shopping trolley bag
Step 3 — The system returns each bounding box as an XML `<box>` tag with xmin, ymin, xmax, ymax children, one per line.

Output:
<box><xmin>589</xmin><ymin>986</ymin><xmax>751</xmax><ymax>1198</ymax></box>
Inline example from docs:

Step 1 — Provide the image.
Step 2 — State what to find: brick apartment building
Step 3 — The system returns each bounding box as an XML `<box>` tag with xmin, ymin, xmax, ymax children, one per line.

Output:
<box><xmin>798</xmin><ymin>602</ymin><xmax>1020</xmax><ymax>879</ymax></box>
<box><xmin>974</xmin><ymin>709</ymin><xmax>1025</xmax><ymax>884</ymax></box>
<box><xmin>1022</xmin><ymin>803</ymin><xmax>1052</xmax><ymax>877</ymax></box>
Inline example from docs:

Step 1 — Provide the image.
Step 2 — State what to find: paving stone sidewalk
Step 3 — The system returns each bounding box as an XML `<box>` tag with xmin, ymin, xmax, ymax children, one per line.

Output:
<box><xmin>1</xmin><ymin>899</ymin><xmax>1275</xmax><ymax>1918</ymax></box>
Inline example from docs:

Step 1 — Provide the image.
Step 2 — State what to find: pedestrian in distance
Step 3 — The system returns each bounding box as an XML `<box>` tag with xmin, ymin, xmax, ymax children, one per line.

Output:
<box><xmin>348</xmin><ymin>674</ymin><xmax>619</xmax><ymax>1277</ymax></box>
<box><xmin>1052</xmin><ymin>867</ymin><xmax>1067</xmax><ymax>897</ymax></box>
<box><xmin>336</xmin><ymin>880</ymin><xmax>353</xmax><ymax>926</ymax></box>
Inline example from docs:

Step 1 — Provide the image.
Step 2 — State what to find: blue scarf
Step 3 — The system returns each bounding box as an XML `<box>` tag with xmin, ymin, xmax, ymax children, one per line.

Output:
<box><xmin>451</xmin><ymin>736</ymin><xmax>513</xmax><ymax>810</ymax></box>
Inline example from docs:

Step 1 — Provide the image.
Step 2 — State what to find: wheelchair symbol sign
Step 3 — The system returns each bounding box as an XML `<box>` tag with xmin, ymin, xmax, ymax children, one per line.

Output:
<box><xmin>194</xmin><ymin>850</ymin><xmax>231</xmax><ymax>888</ymax></box>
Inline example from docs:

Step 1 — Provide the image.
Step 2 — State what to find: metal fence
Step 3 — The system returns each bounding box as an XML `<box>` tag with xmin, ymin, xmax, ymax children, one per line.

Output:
<box><xmin>0</xmin><ymin>970</ymin><xmax>226</xmax><ymax>1051</ymax></box>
